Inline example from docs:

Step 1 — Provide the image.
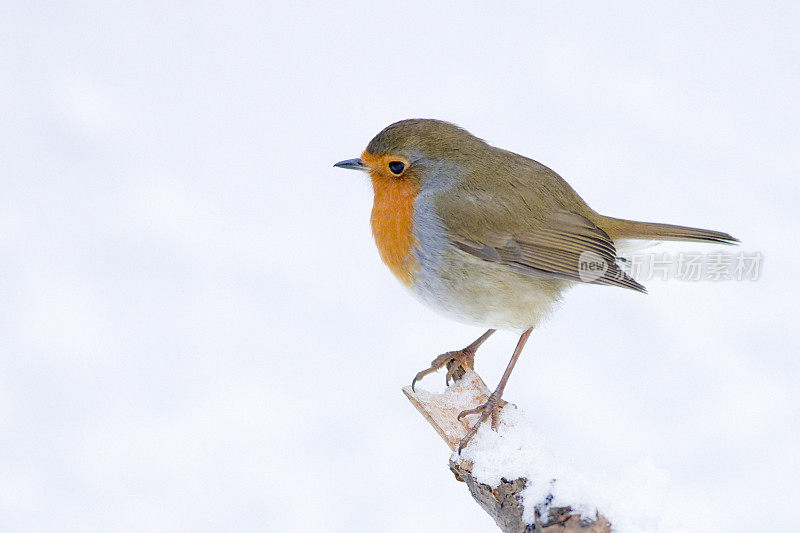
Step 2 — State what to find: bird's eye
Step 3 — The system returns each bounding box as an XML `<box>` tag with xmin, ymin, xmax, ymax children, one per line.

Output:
<box><xmin>388</xmin><ymin>161</ymin><xmax>405</xmax><ymax>175</ymax></box>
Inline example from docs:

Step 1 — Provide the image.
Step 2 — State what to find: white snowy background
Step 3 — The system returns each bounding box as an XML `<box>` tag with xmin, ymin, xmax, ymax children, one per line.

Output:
<box><xmin>1</xmin><ymin>2</ymin><xmax>798</xmax><ymax>532</ymax></box>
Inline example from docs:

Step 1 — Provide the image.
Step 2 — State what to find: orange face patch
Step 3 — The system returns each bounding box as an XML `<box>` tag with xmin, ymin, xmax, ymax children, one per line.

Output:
<box><xmin>361</xmin><ymin>151</ymin><xmax>420</xmax><ymax>286</ymax></box>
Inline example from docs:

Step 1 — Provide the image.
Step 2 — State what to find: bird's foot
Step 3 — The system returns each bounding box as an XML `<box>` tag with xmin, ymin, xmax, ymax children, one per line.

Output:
<box><xmin>456</xmin><ymin>390</ymin><xmax>508</xmax><ymax>453</ymax></box>
<box><xmin>411</xmin><ymin>348</ymin><xmax>475</xmax><ymax>392</ymax></box>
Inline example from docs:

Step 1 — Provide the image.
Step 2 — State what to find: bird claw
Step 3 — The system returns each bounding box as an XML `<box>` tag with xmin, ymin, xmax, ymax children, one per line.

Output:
<box><xmin>411</xmin><ymin>348</ymin><xmax>475</xmax><ymax>392</ymax></box>
<box><xmin>456</xmin><ymin>391</ymin><xmax>505</xmax><ymax>454</ymax></box>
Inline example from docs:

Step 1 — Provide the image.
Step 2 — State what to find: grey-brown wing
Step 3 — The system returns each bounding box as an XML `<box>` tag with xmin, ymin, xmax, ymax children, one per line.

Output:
<box><xmin>450</xmin><ymin>210</ymin><xmax>646</xmax><ymax>293</ymax></box>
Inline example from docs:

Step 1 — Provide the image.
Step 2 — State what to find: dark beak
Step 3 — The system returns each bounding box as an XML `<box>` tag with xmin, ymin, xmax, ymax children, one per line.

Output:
<box><xmin>333</xmin><ymin>158</ymin><xmax>368</xmax><ymax>171</ymax></box>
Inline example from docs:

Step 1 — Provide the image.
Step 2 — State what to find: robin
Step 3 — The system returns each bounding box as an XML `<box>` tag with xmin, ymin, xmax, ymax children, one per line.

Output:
<box><xmin>334</xmin><ymin>119</ymin><xmax>737</xmax><ymax>452</ymax></box>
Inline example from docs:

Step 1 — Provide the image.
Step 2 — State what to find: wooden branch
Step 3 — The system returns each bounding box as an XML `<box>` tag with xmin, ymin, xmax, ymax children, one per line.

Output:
<box><xmin>403</xmin><ymin>368</ymin><xmax>611</xmax><ymax>533</ymax></box>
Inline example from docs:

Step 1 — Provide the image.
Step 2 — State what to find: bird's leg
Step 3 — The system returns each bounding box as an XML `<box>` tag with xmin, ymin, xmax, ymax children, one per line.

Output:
<box><xmin>457</xmin><ymin>327</ymin><xmax>534</xmax><ymax>453</ymax></box>
<box><xmin>411</xmin><ymin>329</ymin><xmax>496</xmax><ymax>392</ymax></box>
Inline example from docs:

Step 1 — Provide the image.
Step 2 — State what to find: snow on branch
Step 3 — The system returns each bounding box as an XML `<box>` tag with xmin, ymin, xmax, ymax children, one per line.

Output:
<box><xmin>403</xmin><ymin>368</ymin><xmax>611</xmax><ymax>532</ymax></box>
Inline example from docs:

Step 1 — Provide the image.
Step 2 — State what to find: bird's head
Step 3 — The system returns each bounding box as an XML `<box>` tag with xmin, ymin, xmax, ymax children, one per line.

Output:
<box><xmin>334</xmin><ymin>119</ymin><xmax>486</xmax><ymax>190</ymax></box>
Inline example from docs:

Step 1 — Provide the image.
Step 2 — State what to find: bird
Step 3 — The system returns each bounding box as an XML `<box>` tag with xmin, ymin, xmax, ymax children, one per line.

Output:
<box><xmin>334</xmin><ymin>119</ymin><xmax>738</xmax><ymax>452</ymax></box>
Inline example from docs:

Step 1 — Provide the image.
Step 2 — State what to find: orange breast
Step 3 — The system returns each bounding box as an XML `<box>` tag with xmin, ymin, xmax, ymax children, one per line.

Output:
<box><xmin>369</xmin><ymin>173</ymin><xmax>420</xmax><ymax>286</ymax></box>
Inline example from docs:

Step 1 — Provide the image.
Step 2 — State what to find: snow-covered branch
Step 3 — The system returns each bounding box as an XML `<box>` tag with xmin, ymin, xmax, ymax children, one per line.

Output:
<box><xmin>403</xmin><ymin>368</ymin><xmax>611</xmax><ymax>532</ymax></box>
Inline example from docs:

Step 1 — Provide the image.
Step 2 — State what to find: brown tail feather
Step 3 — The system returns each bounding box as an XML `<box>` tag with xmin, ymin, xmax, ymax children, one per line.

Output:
<box><xmin>601</xmin><ymin>217</ymin><xmax>739</xmax><ymax>245</ymax></box>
